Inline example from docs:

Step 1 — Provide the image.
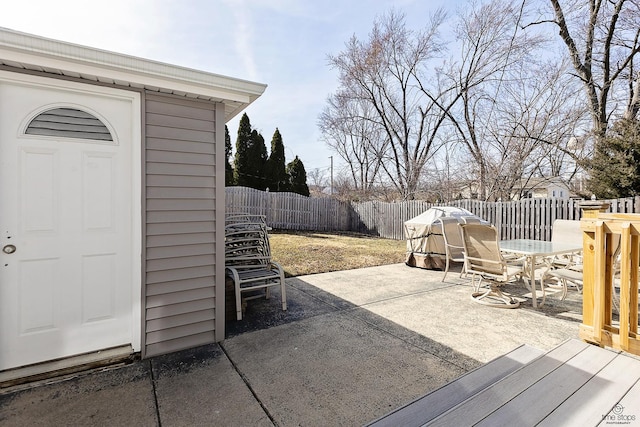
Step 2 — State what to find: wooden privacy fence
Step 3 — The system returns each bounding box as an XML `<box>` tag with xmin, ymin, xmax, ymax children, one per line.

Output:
<box><xmin>225</xmin><ymin>187</ymin><xmax>351</xmax><ymax>231</ymax></box>
<box><xmin>579</xmin><ymin>211</ymin><xmax>640</xmax><ymax>356</ymax></box>
<box><xmin>225</xmin><ymin>187</ymin><xmax>640</xmax><ymax>241</ymax></box>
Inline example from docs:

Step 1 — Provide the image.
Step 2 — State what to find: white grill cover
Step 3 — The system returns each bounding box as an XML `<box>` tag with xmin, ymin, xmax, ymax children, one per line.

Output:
<box><xmin>404</xmin><ymin>207</ymin><xmax>484</xmax><ymax>269</ymax></box>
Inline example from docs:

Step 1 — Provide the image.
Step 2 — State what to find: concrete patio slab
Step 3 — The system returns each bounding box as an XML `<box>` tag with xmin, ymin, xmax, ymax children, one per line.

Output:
<box><xmin>151</xmin><ymin>345</ymin><xmax>271</xmax><ymax>427</ymax></box>
<box><xmin>297</xmin><ymin>263</ymin><xmax>581</xmax><ymax>364</ymax></box>
<box><xmin>0</xmin><ymin>262</ymin><xmax>585</xmax><ymax>426</ymax></box>
<box><xmin>225</xmin><ymin>279</ymin><xmax>340</xmax><ymax>338</ymax></box>
<box><xmin>0</xmin><ymin>362</ymin><xmax>157</xmax><ymax>426</ymax></box>
<box><xmin>222</xmin><ymin>310</ymin><xmax>466</xmax><ymax>426</ymax></box>
<box><xmin>355</xmin><ymin>284</ymin><xmax>580</xmax><ymax>363</ymax></box>
<box><xmin>294</xmin><ymin>264</ymin><xmax>454</xmax><ymax>306</ymax></box>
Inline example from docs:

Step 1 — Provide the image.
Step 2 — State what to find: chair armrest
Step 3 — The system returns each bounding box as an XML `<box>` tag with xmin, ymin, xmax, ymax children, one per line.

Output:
<box><xmin>546</xmin><ymin>250</ymin><xmax>583</xmax><ymax>268</ymax></box>
<box><xmin>268</xmin><ymin>261</ymin><xmax>285</xmax><ymax>276</ymax></box>
<box><xmin>505</xmin><ymin>256</ymin><xmax>526</xmax><ymax>265</ymax></box>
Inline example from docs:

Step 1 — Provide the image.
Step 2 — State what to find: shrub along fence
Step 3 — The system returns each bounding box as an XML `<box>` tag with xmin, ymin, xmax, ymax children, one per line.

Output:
<box><xmin>225</xmin><ymin>186</ymin><xmax>640</xmax><ymax>241</ymax></box>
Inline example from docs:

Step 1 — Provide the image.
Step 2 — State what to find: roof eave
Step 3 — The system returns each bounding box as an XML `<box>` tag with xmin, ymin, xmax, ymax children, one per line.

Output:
<box><xmin>0</xmin><ymin>27</ymin><xmax>267</xmax><ymax>121</ymax></box>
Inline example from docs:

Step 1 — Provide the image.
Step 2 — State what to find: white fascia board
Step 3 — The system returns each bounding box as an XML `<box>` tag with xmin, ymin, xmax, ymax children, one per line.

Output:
<box><xmin>0</xmin><ymin>27</ymin><xmax>267</xmax><ymax>104</ymax></box>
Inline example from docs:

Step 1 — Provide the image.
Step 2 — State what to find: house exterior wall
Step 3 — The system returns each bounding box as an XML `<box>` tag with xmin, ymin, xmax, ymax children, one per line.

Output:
<box><xmin>143</xmin><ymin>93</ymin><xmax>225</xmax><ymax>358</ymax></box>
<box><xmin>0</xmin><ymin>68</ymin><xmax>227</xmax><ymax>362</ymax></box>
<box><xmin>533</xmin><ymin>188</ymin><xmax>548</xmax><ymax>198</ymax></box>
<box><xmin>0</xmin><ymin>25</ymin><xmax>262</xmax><ymax>370</ymax></box>
<box><xmin>547</xmin><ymin>185</ymin><xmax>569</xmax><ymax>199</ymax></box>
<box><xmin>525</xmin><ymin>183</ymin><xmax>569</xmax><ymax>199</ymax></box>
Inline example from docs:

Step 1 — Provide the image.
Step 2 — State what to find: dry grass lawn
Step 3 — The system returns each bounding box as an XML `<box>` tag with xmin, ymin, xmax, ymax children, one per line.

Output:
<box><xmin>269</xmin><ymin>230</ymin><xmax>406</xmax><ymax>277</ymax></box>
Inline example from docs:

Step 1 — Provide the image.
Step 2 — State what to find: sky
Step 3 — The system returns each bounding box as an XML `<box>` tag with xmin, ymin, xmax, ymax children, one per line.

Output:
<box><xmin>0</xmin><ymin>0</ymin><xmax>467</xmax><ymax>176</ymax></box>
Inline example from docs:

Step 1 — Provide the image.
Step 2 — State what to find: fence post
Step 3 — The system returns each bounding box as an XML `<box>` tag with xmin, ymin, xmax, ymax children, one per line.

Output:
<box><xmin>579</xmin><ymin>201</ymin><xmax>611</xmax><ymax>344</ymax></box>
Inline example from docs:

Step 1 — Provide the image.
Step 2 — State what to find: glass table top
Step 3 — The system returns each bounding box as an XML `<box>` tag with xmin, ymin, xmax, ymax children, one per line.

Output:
<box><xmin>499</xmin><ymin>239</ymin><xmax>582</xmax><ymax>256</ymax></box>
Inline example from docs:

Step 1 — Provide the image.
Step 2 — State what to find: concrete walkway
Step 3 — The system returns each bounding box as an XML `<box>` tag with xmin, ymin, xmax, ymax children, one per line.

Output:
<box><xmin>0</xmin><ymin>263</ymin><xmax>582</xmax><ymax>426</ymax></box>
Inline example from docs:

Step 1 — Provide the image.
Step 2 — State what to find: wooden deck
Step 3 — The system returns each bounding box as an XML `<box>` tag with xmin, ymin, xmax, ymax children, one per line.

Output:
<box><xmin>369</xmin><ymin>339</ymin><xmax>640</xmax><ymax>426</ymax></box>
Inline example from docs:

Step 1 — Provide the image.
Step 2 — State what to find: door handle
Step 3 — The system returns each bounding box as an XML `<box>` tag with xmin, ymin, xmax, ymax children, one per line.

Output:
<box><xmin>2</xmin><ymin>244</ymin><xmax>16</xmax><ymax>254</ymax></box>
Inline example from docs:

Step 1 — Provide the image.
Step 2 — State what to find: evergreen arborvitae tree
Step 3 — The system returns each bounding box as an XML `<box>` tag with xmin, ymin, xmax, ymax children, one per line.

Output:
<box><xmin>225</xmin><ymin>125</ymin><xmax>234</xmax><ymax>186</ymax></box>
<box><xmin>588</xmin><ymin>118</ymin><xmax>640</xmax><ymax>198</ymax></box>
<box><xmin>287</xmin><ymin>156</ymin><xmax>310</xmax><ymax>196</ymax></box>
<box><xmin>265</xmin><ymin>128</ymin><xmax>290</xmax><ymax>191</ymax></box>
<box><xmin>247</xmin><ymin>129</ymin><xmax>268</xmax><ymax>190</ymax></box>
<box><xmin>234</xmin><ymin>113</ymin><xmax>253</xmax><ymax>187</ymax></box>
<box><xmin>233</xmin><ymin>114</ymin><xmax>268</xmax><ymax>189</ymax></box>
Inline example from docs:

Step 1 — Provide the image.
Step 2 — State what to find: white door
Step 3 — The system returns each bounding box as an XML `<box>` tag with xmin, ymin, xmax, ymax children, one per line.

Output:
<box><xmin>0</xmin><ymin>74</ymin><xmax>140</xmax><ymax>371</ymax></box>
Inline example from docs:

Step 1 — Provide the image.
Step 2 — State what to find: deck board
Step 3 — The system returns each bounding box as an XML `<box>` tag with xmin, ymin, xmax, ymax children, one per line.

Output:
<box><xmin>539</xmin><ymin>352</ymin><xmax>640</xmax><ymax>426</ymax></box>
<box><xmin>367</xmin><ymin>344</ymin><xmax>544</xmax><ymax>427</ymax></box>
<box><xmin>599</xmin><ymin>376</ymin><xmax>640</xmax><ymax>426</ymax></box>
<box><xmin>425</xmin><ymin>339</ymin><xmax>590</xmax><ymax>426</ymax></box>
<box><xmin>474</xmin><ymin>344</ymin><xmax>618</xmax><ymax>426</ymax></box>
<box><xmin>370</xmin><ymin>339</ymin><xmax>640</xmax><ymax>427</ymax></box>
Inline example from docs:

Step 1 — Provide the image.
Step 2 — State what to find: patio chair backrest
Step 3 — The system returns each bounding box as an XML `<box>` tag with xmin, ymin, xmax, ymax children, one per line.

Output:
<box><xmin>551</xmin><ymin>219</ymin><xmax>582</xmax><ymax>246</ymax></box>
<box><xmin>460</xmin><ymin>224</ymin><xmax>504</xmax><ymax>276</ymax></box>
<box><xmin>460</xmin><ymin>216</ymin><xmax>481</xmax><ymax>224</ymax></box>
<box><xmin>439</xmin><ymin>217</ymin><xmax>464</xmax><ymax>260</ymax></box>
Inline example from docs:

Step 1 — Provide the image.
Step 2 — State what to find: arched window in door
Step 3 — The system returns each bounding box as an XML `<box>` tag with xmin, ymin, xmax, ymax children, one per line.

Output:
<box><xmin>25</xmin><ymin>107</ymin><xmax>113</xmax><ymax>141</ymax></box>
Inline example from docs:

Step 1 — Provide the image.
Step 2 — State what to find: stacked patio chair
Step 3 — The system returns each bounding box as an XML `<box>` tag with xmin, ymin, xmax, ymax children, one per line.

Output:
<box><xmin>225</xmin><ymin>214</ymin><xmax>287</xmax><ymax>320</ymax></box>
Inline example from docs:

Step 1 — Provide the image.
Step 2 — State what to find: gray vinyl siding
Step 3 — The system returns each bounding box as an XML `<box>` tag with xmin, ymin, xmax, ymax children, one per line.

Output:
<box><xmin>144</xmin><ymin>93</ymin><xmax>224</xmax><ymax>358</ymax></box>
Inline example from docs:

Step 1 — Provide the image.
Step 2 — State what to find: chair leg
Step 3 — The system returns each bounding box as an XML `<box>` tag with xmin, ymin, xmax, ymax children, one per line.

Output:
<box><xmin>280</xmin><ymin>281</ymin><xmax>287</xmax><ymax>311</ymax></box>
<box><xmin>442</xmin><ymin>256</ymin><xmax>450</xmax><ymax>282</ymax></box>
<box><xmin>459</xmin><ymin>264</ymin><xmax>467</xmax><ymax>279</ymax></box>
<box><xmin>235</xmin><ymin>283</ymin><xmax>243</xmax><ymax>321</ymax></box>
<box><xmin>561</xmin><ymin>278</ymin><xmax>568</xmax><ymax>300</ymax></box>
<box><xmin>470</xmin><ymin>273</ymin><xmax>485</xmax><ymax>292</ymax></box>
<box><xmin>541</xmin><ymin>273</ymin><xmax>571</xmax><ymax>301</ymax></box>
<box><xmin>272</xmin><ymin>262</ymin><xmax>287</xmax><ymax>312</ymax></box>
<box><xmin>537</xmin><ymin>276</ymin><xmax>546</xmax><ymax>306</ymax></box>
<box><xmin>474</xmin><ymin>275</ymin><xmax>486</xmax><ymax>293</ymax></box>
<box><xmin>227</xmin><ymin>268</ymin><xmax>244</xmax><ymax>321</ymax></box>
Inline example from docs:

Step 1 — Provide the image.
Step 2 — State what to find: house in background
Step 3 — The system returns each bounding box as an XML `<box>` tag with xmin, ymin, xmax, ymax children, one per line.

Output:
<box><xmin>514</xmin><ymin>177</ymin><xmax>571</xmax><ymax>200</ymax></box>
<box><xmin>456</xmin><ymin>176</ymin><xmax>571</xmax><ymax>201</ymax></box>
<box><xmin>0</xmin><ymin>27</ymin><xmax>266</xmax><ymax>378</ymax></box>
